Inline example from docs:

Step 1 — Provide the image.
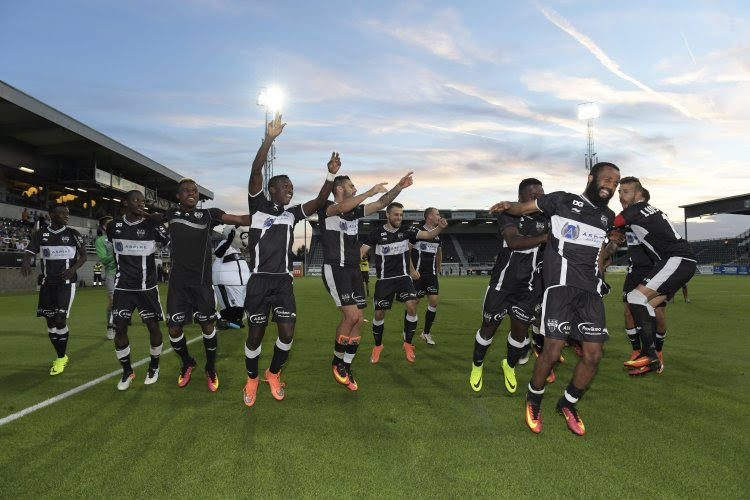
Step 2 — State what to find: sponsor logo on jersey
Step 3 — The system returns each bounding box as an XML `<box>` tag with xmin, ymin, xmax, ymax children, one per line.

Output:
<box><xmin>42</xmin><ymin>248</ymin><xmax>50</xmax><ymax>257</ymax></box>
<box><xmin>264</xmin><ymin>217</ymin><xmax>275</xmax><ymax>228</ymax></box>
<box><xmin>420</xmin><ymin>243</ymin><xmax>427</xmax><ymax>250</ymax></box>
<box><xmin>115</xmin><ymin>242</ymin><xmax>124</xmax><ymax>252</ymax></box>
<box><xmin>562</xmin><ymin>223</ymin><xmax>580</xmax><ymax>240</ymax></box>
<box><xmin>382</xmin><ymin>246</ymin><xmax>391</xmax><ymax>254</ymax></box>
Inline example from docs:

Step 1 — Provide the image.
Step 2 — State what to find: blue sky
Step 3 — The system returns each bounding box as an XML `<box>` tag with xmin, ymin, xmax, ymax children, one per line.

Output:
<box><xmin>2</xmin><ymin>0</ymin><xmax>749</xmax><ymax>244</ymax></box>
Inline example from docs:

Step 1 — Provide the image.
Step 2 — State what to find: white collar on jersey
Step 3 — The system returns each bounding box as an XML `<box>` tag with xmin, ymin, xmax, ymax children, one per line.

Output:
<box><xmin>124</xmin><ymin>217</ymin><xmax>145</xmax><ymax>226</ymax></box>
<box><xmin>48</xmin><ymin>225</ymin><xmax>67</xmax><ymax>234</ymax></box>
<box><xmin>579</xmin><ymin>194</ymin><xmax>597</xmax><ymax>208</ymax></box>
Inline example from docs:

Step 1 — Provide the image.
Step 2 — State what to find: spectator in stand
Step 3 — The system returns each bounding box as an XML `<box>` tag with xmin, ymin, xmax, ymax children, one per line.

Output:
<box><xmin>21</xmin><ymin>208</ymin><xmax>30</xmax><ymax>227</ymax></box>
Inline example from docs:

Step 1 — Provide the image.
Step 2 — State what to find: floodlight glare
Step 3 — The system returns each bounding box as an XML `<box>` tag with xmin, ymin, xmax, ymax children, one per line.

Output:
<box><xmin>578</xmin><ymin>102</ymin><xmax>600</xmax><ymax>120</ymax></box>
<box><xmin>264</xmin><ymin>87</ymin><xmax>284</xmax><ymax>112</ymax></box>
<box><xmin>19</xmin><ymin>166</ymin><xmax>34</xmax><ymax>173</ymax></box>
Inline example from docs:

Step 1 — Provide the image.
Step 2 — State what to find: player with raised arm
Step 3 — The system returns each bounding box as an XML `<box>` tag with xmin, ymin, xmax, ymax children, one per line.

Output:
<box><xmin>361</xmin><ymin>203</ymin><xmax>447</xmax><ymax>364</ymax></box>
<box><xmin>240</xmin><ymin>114</ymin><xmax>343</xmax><ymax>407</ymax></box>
<box><xmin>615</xmin><ymin>177</ymin><xmax>696</xmax><ymax>376</ymax></box>
<box><xmin>21</xmin><ymin>204</ymin><xmax>87</xmax><ymax>375</ymax></box>
<box><xmin>107</xmin><ymin>190</ymin><xmax>169</xmax><ymax>390</ymax></box>
<box><xmin>470</xmin><ymin>178</ymin><xmax>549</xmax><ymax>394</ymax></box>
<box><xmin>491</xmin><ymin>162</ymin><xmax>623</xmax><ymax>436</ymax></box>
<box><xmin>318</xmin><ymin>171</ymin><xmax>414</xmax><ymax>391</ymax></box>
<box><xmin>410</xmin><ymin>207</ymin><xmax>444</xmax><ymax>345</ymax></box>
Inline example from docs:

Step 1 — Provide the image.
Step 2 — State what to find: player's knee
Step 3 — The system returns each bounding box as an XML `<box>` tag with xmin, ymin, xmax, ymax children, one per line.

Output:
<box><xmin>582</xmin><ymin>346</ymin><xmax>602</xmax><ymax>366</ymax></box>
<box><xmin>626</xmin><ymin>289</ymin><xmax>649</xmax><ymax>306</ymax></box>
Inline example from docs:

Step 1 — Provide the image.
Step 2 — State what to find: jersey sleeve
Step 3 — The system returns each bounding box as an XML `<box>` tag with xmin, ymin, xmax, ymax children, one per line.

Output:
<box><xmin>71</xmin><ymin>229</ymin><xmax>85</xmax><ymax>256</ymax></box>
<box><xmin>25</xmin><ymin>230</ymin><xmax>40</xmax><ymax>254</ymax></box>
<box><xmin>535</xmin><ymin>191</ymin><xmax>565</xmax><ymax>216</ymax></box>
<box><xmin>615</xmin><ymin>204</ymin><xmax>640</xmax><ymax>228</ymax></box>
<box><xmin>287</xmin><ymin>204</ymin><xmax>307</xmax><ymax>222</ymax></box>
<box><xmin>496</xmin><ymin>213</ymin><xmax>517</xmax><ymax>231</ymax></box>
<box><xmin>362</xmin><ymin>226</ymin><xmax>378</xmax><ymax>247</ymax></box>
<box><xmin>208</xmin><ymin>208</ymin><xmax>226</xmax><ymax>227</ymax></box>
<box><xmin>154</xmin><ymin>222</ymin><xmax>169</xmax><ymax>244</ymax></box>
<box><xmin>406</xmin><ymin>225</ymin><xmax>420</xmax><ymax>241</ymax></box>
<box><xmin>163</xmin><ymin>208</ymin><xmax>175</xmax><ymax>223</ymax></box>
<box><xmin>351</xmin><ymin>204</ymin><xmax>366</xmax><ymax>220</ymax></box>
<box><xmin>316</xmin><ymin>200</ymin><xmax>332</xmax><ymax>223</ymax></box>
<box><xmin>247</xmin><ymin>191</ymin><xmax>268</xmax><ymax>214</ymax></box>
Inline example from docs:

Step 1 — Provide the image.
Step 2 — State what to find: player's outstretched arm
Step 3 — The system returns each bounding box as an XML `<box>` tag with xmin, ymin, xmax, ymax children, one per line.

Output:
<box><xmin>489</xmin><ymin>200</ymin><xmax>539</xmax><ymax>216</ymax></box>
<box><xmin>302</xmin><ymin>152</ymin><xmax>341</xmax><ymax>215</ymax></box>
<box><xmin>134</xmin><ymin>209</ymin><xmax>164</xmax><ymax>224</ymax></box>
<box><xmin>250</xmin><ymin>112</ymin><xmax>286</xmax><ymax>196</ymax></box>
<box><xmin>326</xmin><ymin>182</ymin><xmax>388</xmax><ymax>216</ymax></box>
<box><xmin>415</xmin><ymin>216</ymin><xmax>448</xmax><ymax>239</ymax></box>
<box><xmin>364</xmin><ymin>171</ymin><xmax>413</xmax><ymax>216</ymax></box>
<box><xmin>221</xmin><ymin>214</ymin><xmax>251</xmax><ymax>226</ymax></box>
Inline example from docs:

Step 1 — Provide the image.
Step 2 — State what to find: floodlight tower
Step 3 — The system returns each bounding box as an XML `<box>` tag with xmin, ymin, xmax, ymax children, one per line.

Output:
<box><xmin>577</xmin><ymin>102</ymin><xmax>600</xmax><ymax>171</ymax></box>
<box><xmin>257</xmin><ymin>86</ymin><xmax>284</xmax><ymax>197</ymax></box>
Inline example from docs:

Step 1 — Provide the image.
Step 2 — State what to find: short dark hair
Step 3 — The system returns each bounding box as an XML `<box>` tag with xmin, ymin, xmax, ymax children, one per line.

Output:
<box><xmin>386</xmin><ymin>202</ymin><xmax>403</xmax><ymax>213</ymax></box>
<box><xmin>333</xmin><ymin>175</ymin><xmax>350</xmax><ymax>192</ymax></box>
<box><xmin>48</xmin><ymin>203</ymin><xmax>67</xmax><ymax>214</ymax></box>
<box><xmin>125</xmin><ymin>189</ymin><xmax>143</xmax><ymax>201</ymax></box>
<box><xmin>518</xmin><ymin>178</ymin><xmax>542</xmax><ymax>194</ymax></box>
<box><xmin>619</xmin><ymin>176</ymin><xmax>643</xmax><ymax>192</ymax></box>
<box><xmin>423</xmin><ymin>207</ymin><xmax>437</xmax><ymax>219</ymax></box>
<box><xmin>267</xmin><ymin>174</ymin><xmax>291</xmax><ymax>191</ymax></box>
<box><xmin>590</xmin><ymin>162</ymin><xmax>620</xmax><ymax>178</ymax></box>
<box><xmin>641</xmin><ymin>188</ymin><xmax>651</xmax><ymax>203</ymax></box>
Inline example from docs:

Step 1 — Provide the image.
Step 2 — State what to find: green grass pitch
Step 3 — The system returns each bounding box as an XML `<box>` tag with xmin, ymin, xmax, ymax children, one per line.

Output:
<box><xmin>0</xmin><ymin>275</ymin><xmax>747</xmax><ymax>498</ymax></box>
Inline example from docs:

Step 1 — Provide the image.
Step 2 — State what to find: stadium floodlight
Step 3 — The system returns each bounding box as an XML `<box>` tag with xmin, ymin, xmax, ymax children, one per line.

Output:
<box><xmin>76</xmin><ymin>188</ymin><xmax>87</xmax><ymax>193</ymax></box>
<box><xmin>112</xmin><ymin>197</ymin><xmax>121</xmax><ymax>202</ymax></box>
<box><xmin>19</xmin><ymin>166</ymin><xmax>34</xmax><ymax>173</ymax></box>
<box><xmin>577</xmin><ymin>102</ymin><xmax>600</xmax><ymax>120</ymax></box>
<box><xmin>64</xmin><ymin>186</ymin><xmax>74</xmax><ymax>191</ymax></box>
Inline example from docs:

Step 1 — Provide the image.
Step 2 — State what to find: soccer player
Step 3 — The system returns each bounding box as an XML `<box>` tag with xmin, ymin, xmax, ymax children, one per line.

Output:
<box><xmin>619</xmin><ymin>186</ymin><xmax>669</xmax><ymax>364</ymax></box>
<box><xmin>361</xmin><ymin>202</ymin><xmax>447</xmax><ymax>364</ymax></box>
<box><xmin>491</xmin><ymin>162</ymin><xmax>623</xmax><ymax>436</ymax></box>
<box><xmin>471</xmin><ymin>178</ymin><xmax>549</xmax><ymax>394</ymax></box>
<box><xmin>319</xmin><ymin>171</ymin><xmax>414</xmax><ymax>390</ymax></box>
<box><xmin>107</xmin><ymin>190</ymin><xmax>169</xmax><ymax>390</ymax></box>
<box><xmin>410</xmin><ymin>207</ymin><xmax>444</xmax><ymax>345</ymax></box>
<box><xmin>21</xmin><ymin>204</ymin><xmax>86</xmax><ymax>375</ymax></box>
<box><xmin>360</xmin><ymin>255</ymin><xmax>371</xmax><ymax>297</ymax></box>
<box><xmin>616</xmin><ymin>177</ymin><xmax>697</xmax><ymax>375</ymax></box>
<box><xmin>143</xmin><ymin>180</ymin><xmax>249</xmax><ymax>391</ymax></box>
<box><xmin>95</xmin><ymin>215</ymin><xmax>117</xmax><ymax>339</ymax></box>
<box><xmin>241</xmin><ymin>114</ymin><xmax>345</xmax><ymax>407</ymax></box>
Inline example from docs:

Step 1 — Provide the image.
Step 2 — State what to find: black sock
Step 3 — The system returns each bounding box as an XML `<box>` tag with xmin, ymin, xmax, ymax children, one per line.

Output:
<box><xmin>629</xmin><ymin>303</ymin><xmax>657</xmax><ymax>357</ymax></box>
<box><xmin>269</xmin><ymin>338</ymin><xmax>292</xmax><ymax>374</ymax></box>
<box><xmin>424</xmin><ymin>306</ymin><xmax>437</xmax><ymax>334</ymax></box>
<box><xmin>531</xmin><ymin>325</ymin><xmax>544</xmax><ymax>355</ymax></box>
<box><xmin>203</xmin><ymin>329</ymin><xmax>218</xmax><ymax>373</ymax></box>
<box><xmin>372</xmin><ymin>319</ymin><xmax>384</xmax><ymax>346</ymax></box>
<box><xmin>472</xmin><ymin>330</ymin><xmax>493</xmax><ymax>366</ymax></box>
<box><xmin>626</xmin><ymin>327</ymin><xmax>641</xmax><ymax>351</ymax></box>
<box><xmin>559</xmin><ymin>382</ymin><xmax>583</xmax><ymax>408</ymax></box>
<box><xmin>149</xmin><ymin>343</ymin><xmax>162</xmax><ymax>370</ymax></box>
<box><xmin>344</xmin><ymin>337</ymin><xmax>360</xmax><ymax>367</ymax></box>
<box><xmin>403</xmin><ymin>313</ymin><xmax>418</xmax><ymax>344</ymax></box>
<box><xmin>115</xmin><ymin>344</ymin><xmax>132</xmax><ymax>373</ymax></box>
<box><xmin>506</xmin><ymin>333</ymin><xmax>528</xmax><ymax>368</ymax></box>
<box><xmin>526</xmin><ymin>381</ymin><xmax>545</xmax><ymax>406</ymax></box>
<box><xmin>169</xmin><ymin>334</ymin><xmax>191</xmax><ymax>364</ymax></box>
<box><xmin>655</xmin><ymin>331</ymin><xmax>666</xmax><ymax>352</ymax></box>
<box><xmin>332</xmin><ymin>336</ymin><xmax>347</xmax><ymax>365</ymax></box>
<box><xmin>55</xmin><ymin>326</ymin><xmax>69</xmax><ymax>358</ymax></box>
<box><xmin>48</xmin><ymin>327</ymin><xmax>58</xmax><ymax>352</ymax></box>
<box><xmin>244</xmin><ymin>343</ymin><xmax>261</xmax><ymax>379</ymax></box>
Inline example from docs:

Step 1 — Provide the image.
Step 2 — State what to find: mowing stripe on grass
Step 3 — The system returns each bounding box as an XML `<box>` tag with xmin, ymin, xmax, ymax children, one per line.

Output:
<box><xmin>0</xmin><ymin>335</ymin><xmax>203</xmax><ymax>427</ymax></box>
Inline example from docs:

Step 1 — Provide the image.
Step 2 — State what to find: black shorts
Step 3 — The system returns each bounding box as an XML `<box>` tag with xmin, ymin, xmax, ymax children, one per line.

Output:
<box><xmin>93</xmin><ymin>272</ymin><xmax>102</xmax><ymax>280</ymax></box>
<box><xmin>112</xmin><ymin>287</ymin><xmax>165</xmax><ymax>323</ymax></box>
<box><xmin>541</xmin><ymin>285</ymin><xmax>609</xmax><ymax>343</ymax></box>
<box><xmin>623</xmin><ymin>270</ymin><xmax>670</xmax><ymax>307</ymax></box>
<box><xmin>374</xmin><ymin>276</ymin><xmax>418</xmax><ymax>310</ymax></box>
<box><xmin>643</xmin><ymin>257</ymin><xmax>697</xmax><ymax>297</ymax></box>
<box><xmin>244</xmin><ymin>273</ymin><xmax>296</xmax><ymax>326</ymax></box>
<box><xmin>481</xmin><ymin>285</ymin><xmax>535</xmax><ymax>327</ymax></box>
<box><xmin>413</xmin><ymin>274</ymin><xmax>439</xmax><ymax>298</ymax></box>
<box><xmin>166</xmin><ymin>282</ymin><xmax>217</xmax><ymax>326</ymax></box>
<box><xmin>322</xmin><ymin>264</ymin><xmax>366</xmax><ymax>309</ymax></box>
<box><xmin>361</xmin><ymin>271</ymin><xmax>370</xmax><ymax>283</ymax></box>
<box><xmin>37</xmin><ymin>282</ymin><xmax>76</xmax><ymax>318</ymax></box>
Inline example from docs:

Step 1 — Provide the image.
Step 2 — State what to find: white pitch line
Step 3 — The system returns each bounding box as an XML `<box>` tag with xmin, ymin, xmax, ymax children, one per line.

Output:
<box><xmin>0</xmin><ymin>335</ymin><xmax>204</xmax><ymax>427</ymax></box>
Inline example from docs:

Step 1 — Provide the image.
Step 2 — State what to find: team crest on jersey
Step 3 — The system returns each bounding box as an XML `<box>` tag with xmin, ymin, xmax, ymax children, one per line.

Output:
<box><xmin>174</xmin><ymin>211</ymin><xmax>181</xmax><ymax>216</ymax></box>
<box><xmin>61</xmin><ymin>236</ymin><xmax>70</xmax><ymax>243</ymax></box>
<box><xmin>536</xmin><ymin>221</ymin><xmax>546</xmax><ymax>232</ymax></box>
<box><xmin>194</xmin><ymin>211</ymin><xmax>203</xmax><ymax>219</ymax></box>
<box><xmin>136</xmin><ymin>229</ymin><xmax>146</xmax><ymax>238</ymax></box>
<box><xmin>562</xmin><ymin>223</ymin><xmax>580</xmax><ymax>240</ymax></box>
<box><xmin>264</xmin><ymin>217</ymin><xmax>275</xmax><ymax>228</ymax></box>
<box><xmin>600</xmin><ymin>214</ymin><xmax>608</xmax><ymax>227</ymax></box>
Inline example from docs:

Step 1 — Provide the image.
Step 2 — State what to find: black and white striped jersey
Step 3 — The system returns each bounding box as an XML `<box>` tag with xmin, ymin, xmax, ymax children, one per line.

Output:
<box><xmin>107</xmin><ymin>217</ymin><xmax>169</xmax><ymax>290</ymax></box>
<box><xmin>317</xmin><ymin>200</ymin><xmax>366</xmax><ymax>268</ymax></box>
<box><xmin>365</xmin><ymin>223</ymin><xmax>420</xmax><ymax>279</ymax></box>
<box><xmin>615</xmin><ymin>202</ymin><xmax>694</xmax><ymax>262</ymax></box>
<box><xmin>164</xmin><ymin>207</ymin><xmax>225</xmax><ymax>285</ymax></box>
<box><xmin>536</xmin><ymin>191</ymin><xmax>615</xmax><ymax>296</ymax></box>
<box><xmin>409</xmin><ymin>225</ymin><xmax>442</xmax><ymax>275</ymax></box>
<box><xmin>25</xmin><ymin>226</ymin><xmax>84</xmax><ymax>285</ymax></box>
<box><xmin>625</xmin><ymin>230</ymin><xmax>654</xmax><ymax>274</ymax></box>
<box><xmin>247</xmin><ymin>191</ymin><xmax>307</xmax><ymax>275</ymax></box>
<box><xmin>490</xmin><ymin>212</ymin><xmax>549</xmax><ymax>292</ymax></box>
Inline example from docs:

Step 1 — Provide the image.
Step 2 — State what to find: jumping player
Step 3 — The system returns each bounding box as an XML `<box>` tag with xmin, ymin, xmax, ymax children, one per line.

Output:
<box><xmin>360</xmin><ymin>202</ymin><xmax>447</xmax><ymax>364</ymax></box>
<box><xmin>107</xmin><ymin>190</ymin><xmax>169</xmax><ymax>390</ymax></box>
<box><xmin>471</xmin><ymin>178</ymin><xmax>548</xmax><ymax>394</ymax></box>
<box><xmin>491</xmin><ymin>162</ymin><xmax>623</xmax><ymax>436</ymax></box>
<box><xmin>410</xmin><ymin>207</ymin><xmax>444</xmax><ymax>345</ymax></box>
<box><xmin>21</xmin><ymin>204</ymin><xmax>86</xmax><ymax>375</ymax></box>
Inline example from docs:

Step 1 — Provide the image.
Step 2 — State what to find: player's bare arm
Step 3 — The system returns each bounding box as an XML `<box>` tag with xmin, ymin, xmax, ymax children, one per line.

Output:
<box><xmin>249</xmin><ymin>112</ymin><xmax>286</xmax><ymax>195</ymax></box>
<box><xmin>489</xmin><ymin>200</ymin><xmax>539</xmax><ymax>216</ymax></box>
<box><xmin>359</xmin><ymin>243</ymin><xmax>371</xmax><ymax>259</ymax></box>
<box><xmin>222</xmin><ymin>213</ymin><xmax>251</xmax><ymax>226</ymax></box>
<box><xmin>409</xmin><ymin>251</ymin><xmax>420</xmax><ymax>281</ymax></box>
<box><xmin>364</xmin><ymin>172</ymin><xmax>413</xmax><ymax>215</ymax></box>
<box><xmin>415</xmin><ymin>216</ymin><xmax>448</xmax><ymax>239</ymax></box>
<box><xmin>302</xmin><ymin>152</ymin><xmax>341</xmax><ymax>215</ymax></box>
<box><xmin>502</xmin><ymin>226</ymin><xmax>548</xmax><ymax>251</ymax></box>
<box><xmin>436</xmin><ymin>247</ymin><xmax>442</xmax><ymax>274</ymax></box>
<box><xmin>326</xmin><ymin>182</ymin><xmax>388</xmax><ymax>216</ymax></box>
<box><xmin>598</xmin><ymin>230</ymin><xmax>625</xmax><ymax>269</ymax></box>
